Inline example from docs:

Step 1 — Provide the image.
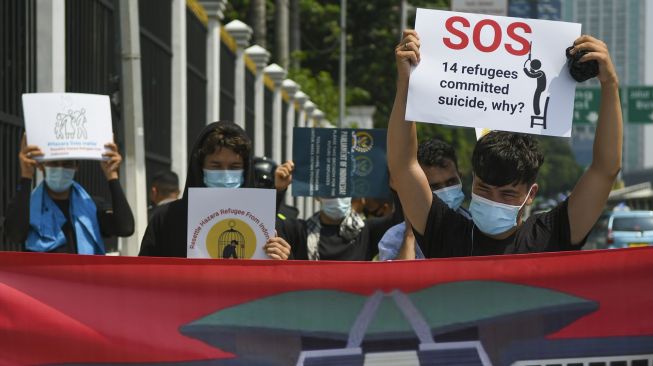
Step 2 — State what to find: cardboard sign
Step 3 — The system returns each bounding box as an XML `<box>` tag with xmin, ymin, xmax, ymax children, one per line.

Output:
<box><xmin>406</xmin><ymin>9</ymin><xmax>581</xmax><ymax>137</ymax></box>
<box><xmin>22</xmin><ymin>93</ymin><xmax>113</xmax><ymax>160</ymax></box>
<box><xmin>187</xmin><ymin>188</ymin><xmax>275</xmax><ymax>259</ymax></box>
<box><xmin>292</xmin><ymin>127</ymin><xmax>390</xmax><ymax>198</ymax></box>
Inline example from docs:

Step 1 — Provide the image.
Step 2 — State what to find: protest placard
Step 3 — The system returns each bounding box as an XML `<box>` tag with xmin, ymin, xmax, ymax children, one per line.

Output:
<box><xmin>22</xmin><ymin>93</ymin><xmax>113</xmax><ymax>160</ymax></box>
<box><xmin>292</xmin><ymin>127</ymin><xmax>389</xmax><ymax>198</ymax></box>
<box><xmin>406</xmin><ymin>8</ymin><xmax>581</xmax><ymax>137</ymax></box>
<box><xmin>187</xmin><ymin>188</ymin><xmax>275</xmax><ymax>259</ymax></box>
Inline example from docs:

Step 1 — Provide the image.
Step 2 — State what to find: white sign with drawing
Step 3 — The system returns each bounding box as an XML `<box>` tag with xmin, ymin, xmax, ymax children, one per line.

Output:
<box><xmin>187</xmin><ymin>188</ymin><xmax>276</xmax><ymax>260</ymax></box>
<box><xmin>22</xmin><ymin>93</ymin><xmax>113</xmax><ymax>160</ymax></box>
<box><xmin>406</xmin><ymin>8</ymin><xmax>581</xmax><ymax>137</ymax></box>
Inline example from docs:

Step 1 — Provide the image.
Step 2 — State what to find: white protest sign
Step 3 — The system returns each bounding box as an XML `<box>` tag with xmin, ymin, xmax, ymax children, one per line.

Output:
<box><xmin>406</xmin><ymin>9</ymin><xmax>581</xmax><ymax>137</ymax></box>
<box><xmin>22</xmin><ymin>93</ymin><xmax>113</xmax><ymax>160</ymax></box>
<box><xmin>187</xmin><ymin>188</ymin><xmax>276</xmax><ymax>260</ymax></box>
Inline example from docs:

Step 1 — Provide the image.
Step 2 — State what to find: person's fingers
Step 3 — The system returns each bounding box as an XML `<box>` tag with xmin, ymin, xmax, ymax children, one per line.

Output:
<box><xmin>287</xmin><ymin>160</ymin><xmax>295</xmax><ymax>171</ymax></box>
<box><xmin>573</xmin><ymin>34</ymin><xmax>603</xmax><ymax>47</ymax></box>
<box><xmin>397</xmin><ymin>50</ymin><xmax>419</xmax><ymax>65</ymax></box>
<box><xmin>105</xmin><ymin>142</ymin><xmax>118</xmax><ymax>151</ymax></box>
<box><xmin>265</xmin><ymin>238</ymin><xmax>291</xmax><ymax>251</ymax></box>
<box><xmin>571</xmin><ymin>41</ymin><xmax>606</xmax><ymax>55</ymax></box>
<box><xmin>402</xmin><ymin>35</ymin><xmax>421</xmax><ymax>48</ymax></box>
<box><xmin>265</xmin><ymin>245</ymin><xmax>289</xmax><ymax>259</ymax></box>
<box><xmin>267</xmin><ymin>252</ymin><xmax>283</xmax><ymax>260</ymax></box>
<box><xmin>578</xmin><ymin>51</ymin><xmax>608</xmax><ymax>64</ymax></box>
<box><xmin>402</xmin><ymin>29</ymin><xmax>419</xmax><ymax>40</ymax></box>
<box><xmin>406</xmin><ymin>42</ymin><xmax>421</xmax><ymax>61</ymax></box>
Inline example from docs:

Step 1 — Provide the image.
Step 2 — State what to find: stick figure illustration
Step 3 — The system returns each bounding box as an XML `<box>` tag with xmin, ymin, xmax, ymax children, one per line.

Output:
<box><xmin>523</xmin><ymin>42</ymin><xmax>547</xmax><ymax>116</ymax></box>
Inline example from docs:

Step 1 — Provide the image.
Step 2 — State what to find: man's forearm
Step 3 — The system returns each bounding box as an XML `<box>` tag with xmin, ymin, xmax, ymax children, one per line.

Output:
<box><xmin>591</xmin><ymin>82</ymin><xmax>622</xmax><ymax>177</ymax></box>
<box><xmin>387</xmin><ymin>78</ymin><xmax>418</xmax><ymax>173</ymax></box>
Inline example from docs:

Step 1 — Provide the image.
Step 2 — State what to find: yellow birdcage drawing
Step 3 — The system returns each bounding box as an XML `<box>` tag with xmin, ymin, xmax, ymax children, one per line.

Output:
<box><xmin>218</xmin><ymin>221</ymin><xmax>245</xmax><ymax>259</ymax></box>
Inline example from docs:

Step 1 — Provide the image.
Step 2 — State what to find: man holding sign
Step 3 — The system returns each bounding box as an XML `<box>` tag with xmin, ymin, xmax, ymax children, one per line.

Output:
<box><xmin>388</xmin><ymin>11</ymin><xmax>622</xmax><ymax>257</ymax></box>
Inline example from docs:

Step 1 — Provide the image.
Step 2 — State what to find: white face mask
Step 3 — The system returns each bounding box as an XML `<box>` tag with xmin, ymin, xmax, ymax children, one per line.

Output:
<box><xmin>203</xmin><ymin>169</ymin><xmax>244</xmax><ymax>188</ymax></box>
<box><xmin>469</xmin><ymin>184</ymin><xmax>534</xmax><ymax>236</ymax></box>
<box><xmin>45</xmin><ymin>167</ymin><xmax>76</xmax><ymax>193</ymax></box>
<box><xmin>433</xmin><ymin>183</ymin><xmax>464</xmax><ymax>210</ymax></box>
<box><xmin>320</xmin><ymin>198</ymin><xmax>351</xmax><ymax>220</ymax></box>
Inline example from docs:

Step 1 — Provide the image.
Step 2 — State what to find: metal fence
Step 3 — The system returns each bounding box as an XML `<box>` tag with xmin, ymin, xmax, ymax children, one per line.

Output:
<box><xmin>245</xmin><ymin>68</ymin><xmax>256</xmax><ymax>138</ymax></box>
<box><xmin>219</xmin><ymin>40</ymin><xmax>235</xmax><ymax>123</ymax></box>
<box><xmin>139</xmin><ymin>0</ymin><xmax>173</xmax><ymax>192</ymax></box>
<box><xmin>282</xmin><ymin>98</ymin><xmax>289</xmax><ymax>162</ymax></box>
<box><xmin>186</xmin><ymin>7</ymin><xmax>207</xmax><ymax>148</ymax></box>
<box><xmin>0</xmin><ymin>0</ymin><xmax>37</xmax><ymax>251</ymax></box>
<box><xmin>264</xmin><ymin>87</ymin><xmax>273</xmax><ymax>158</ymax></box>
<box><xmin>66</xmin><ymin>0</ymin><xmax>121</xmax><ymax>252</ymax></box>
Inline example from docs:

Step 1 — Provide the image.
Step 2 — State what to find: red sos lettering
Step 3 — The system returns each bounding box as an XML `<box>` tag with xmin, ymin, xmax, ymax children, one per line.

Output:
<box><xmin>442</xmin><ymin>16</ymin><xmax>531</xmax><ymax>56</ymax></box>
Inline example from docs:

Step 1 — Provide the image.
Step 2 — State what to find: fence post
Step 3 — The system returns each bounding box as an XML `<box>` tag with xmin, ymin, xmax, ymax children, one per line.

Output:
<box><xmin>281</xmin><ymin>79</ymin><xmax>298</xmax><ymax>206</ymax></box>
<box><xmin>303</xmin><ymin>100</ymin><xmax>316</xmax><ymax>218</ymax></box>
<box><xmin>224</xmin><ymin>20</ymin><xmax>252</xmax><ymax>129</ymax></box>
<box><xmin>293</xmin><ymin>91</ymin><xmax>308</xmax><ymax>218</ymax></box>
<box><xmin>245</xmin><ymin>45</ymin><xmax>270</xmax><ymax>157</ymax></box>
<box><xmin>36</xmin><ymin>0</ymin><xmax>65</xmax><ymax>93</ymax></box>
<box><xmin>171</xmin><ymin>0</ymin><xmax>188</xmax><ymax>189</ymax></box>
<box><xmin>35</xmin><ymin>0</ymin><xmax>66</xmax><ymax>186</ymax></box>
<box><xmin>118</xmin><ymin>0</ymin><xmax>148</xmax><ymax>256</ymax></box>
<box><xmin>263</xmin><ymin>64</ymin><xmax>287</xmax><ymax>164</ymax></box>
<box><xmin>201</xmin><ymin>0</ymin><xmax>228</xmax><ymax>123</ymax></box>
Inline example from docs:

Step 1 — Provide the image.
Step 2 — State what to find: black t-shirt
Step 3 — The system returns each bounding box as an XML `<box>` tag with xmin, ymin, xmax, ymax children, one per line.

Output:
<box><xmin>414</xmin><ymin>194</ymin><xmax>585</xmax><ymax>258</ymax></box>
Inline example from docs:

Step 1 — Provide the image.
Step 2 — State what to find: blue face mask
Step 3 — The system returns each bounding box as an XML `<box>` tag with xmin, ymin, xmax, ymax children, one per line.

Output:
<box><xmin>45</xmin><ymin>166</ymin><xmax>76</xmax><ymax>193</ymax></box>
<box><xmin>203</xmin><ymin>169</ymin><xmax>244</xmax><ymax>188</ymax></box>
<box><xmin>321</xmin><ymin>197</ymin><xmax>351</xmax><ymax>220</ymax></box>
<box><xmin>434</xmin><ymin>183</ymin><xmax>464</xmax><ymax>210</ymax></box>
<box><xmin>469</xmin><ymin>186</ymin><xmax>533</xmax><ymax>236</ymax></box>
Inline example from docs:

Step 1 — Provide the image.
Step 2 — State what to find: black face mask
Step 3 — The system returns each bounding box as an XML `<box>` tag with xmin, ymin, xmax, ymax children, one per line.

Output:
<box><xmin>566</xmin><ymin>46</ymin><xmax>599</xmax><ymax>82</ymax></box>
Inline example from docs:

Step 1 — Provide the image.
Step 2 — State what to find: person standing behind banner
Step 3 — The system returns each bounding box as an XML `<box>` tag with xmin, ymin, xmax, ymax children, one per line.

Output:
<box><xmin>275</xmin><ymin>161</ymin><xmax>403</xmax><ymax>261</ymax></box>
<box><xmin>148</xmin><ymin>170</ymin><xmax>180</xmax><ymax>220</ymax></box>
<box><xmin>139</xmin><ymin>121</ymin><xmax>291</xmax><ymax>260</ymax></box>
<box><xmin>388</xmin><ymin>31</ymin><xmax>622</xmax><ymax>258</ymax></box>
<box><xmin>3</xmin><ymin>134</ymin><xmax>134</xmax><ymax>254</ymax></box>
<box><xmin>378</xmin><ymin>138</ymin><xmax>471</xmax><ymax>261</ymax></box>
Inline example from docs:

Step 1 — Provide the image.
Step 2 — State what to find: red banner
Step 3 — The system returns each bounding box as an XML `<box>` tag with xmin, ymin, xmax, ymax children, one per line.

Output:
<box><xmin>1</xmin><ymin>248</ymin><xmax>652</xmax><ymax>365</ymax></box>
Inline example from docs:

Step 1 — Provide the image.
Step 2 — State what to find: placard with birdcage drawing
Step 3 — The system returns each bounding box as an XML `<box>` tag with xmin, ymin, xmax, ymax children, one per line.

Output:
<box><xmin>186</xmin><ymin>188</ymin><xmax>276</xmax><ymax>260</ymax></box>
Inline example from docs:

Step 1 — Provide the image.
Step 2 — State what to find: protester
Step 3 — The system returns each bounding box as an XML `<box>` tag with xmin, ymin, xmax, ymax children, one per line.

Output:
<box><xmin>378</xmin><ymin>138</ymin><xmax>471</xmax><ymax>261</ymax></box>
<box><xmin>276</xmin><ymin>161</ymin><xmax>402</xmax><ymax>260</ymax></box>
<box><xmin>3</xmin><ymin>134</ymin><xmax>134</xmax><ymax>254</ymax></box>
<box><xmin>388</xmin><ymin>31</ymin><xmax>622</xmax><ymax>257</ymax></box>
<box><xmin>139</xmin><ymin>121</ymin><xmax>291</xmax><ymax>260</ymax></box>
<box><xmin>148</xmin><ymin>170</ymin><xmax>180</xmax><ymax>219</ymax></box>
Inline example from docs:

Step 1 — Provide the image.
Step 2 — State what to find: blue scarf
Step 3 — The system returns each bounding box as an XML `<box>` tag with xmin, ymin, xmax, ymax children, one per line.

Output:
<box><xmin>26</xmin><ymin>181</ymin><xmax>105</xmax><ymax>254</ymax></box>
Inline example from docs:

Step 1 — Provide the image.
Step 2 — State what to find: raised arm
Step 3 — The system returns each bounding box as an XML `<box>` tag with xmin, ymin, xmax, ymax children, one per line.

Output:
<box><xmin>387</xmin><ymin>30</ymin><xmax>433</xmax><ymax>235</ymax></box>
<box><xmin>567</xmin><ymin>35</ymin><xmax>622</xmax><ymax>245</ymax></box>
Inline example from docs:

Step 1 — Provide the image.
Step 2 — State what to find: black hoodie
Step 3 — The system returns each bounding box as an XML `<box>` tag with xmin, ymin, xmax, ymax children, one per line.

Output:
<box><xmin>139</xmin><ymin>121</ymin><xmax>253</xmax><ymax>257</ymax></box>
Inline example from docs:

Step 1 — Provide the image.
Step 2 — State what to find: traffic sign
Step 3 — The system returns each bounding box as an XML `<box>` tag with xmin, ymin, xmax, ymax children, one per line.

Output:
<box><xmin>573</xmin><ymin>87</ymin><xmax>601</xmax><ymax>124</ymax></box>
<box><xmin>627</xmin><ymin>86</ymin><xmax>653</xmax><ymax>124</ymax></box>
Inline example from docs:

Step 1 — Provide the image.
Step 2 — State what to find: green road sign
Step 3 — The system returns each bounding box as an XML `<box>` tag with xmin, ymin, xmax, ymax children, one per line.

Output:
<box><xmin>627</xmin><ymin>86</ymin><xmax>653</xmax><ymax>124</ymax></box>
<box><xmin>573</xmin><ymin>87</ymin><xmax>601</xmax><ymax>124</ymax></box>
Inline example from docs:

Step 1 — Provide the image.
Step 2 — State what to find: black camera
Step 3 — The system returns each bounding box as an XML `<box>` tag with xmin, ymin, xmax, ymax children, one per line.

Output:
<box><xmin>565</xmin><ymin>46</ymin><xmax>599</xmax><ymax>82</ymax></box>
